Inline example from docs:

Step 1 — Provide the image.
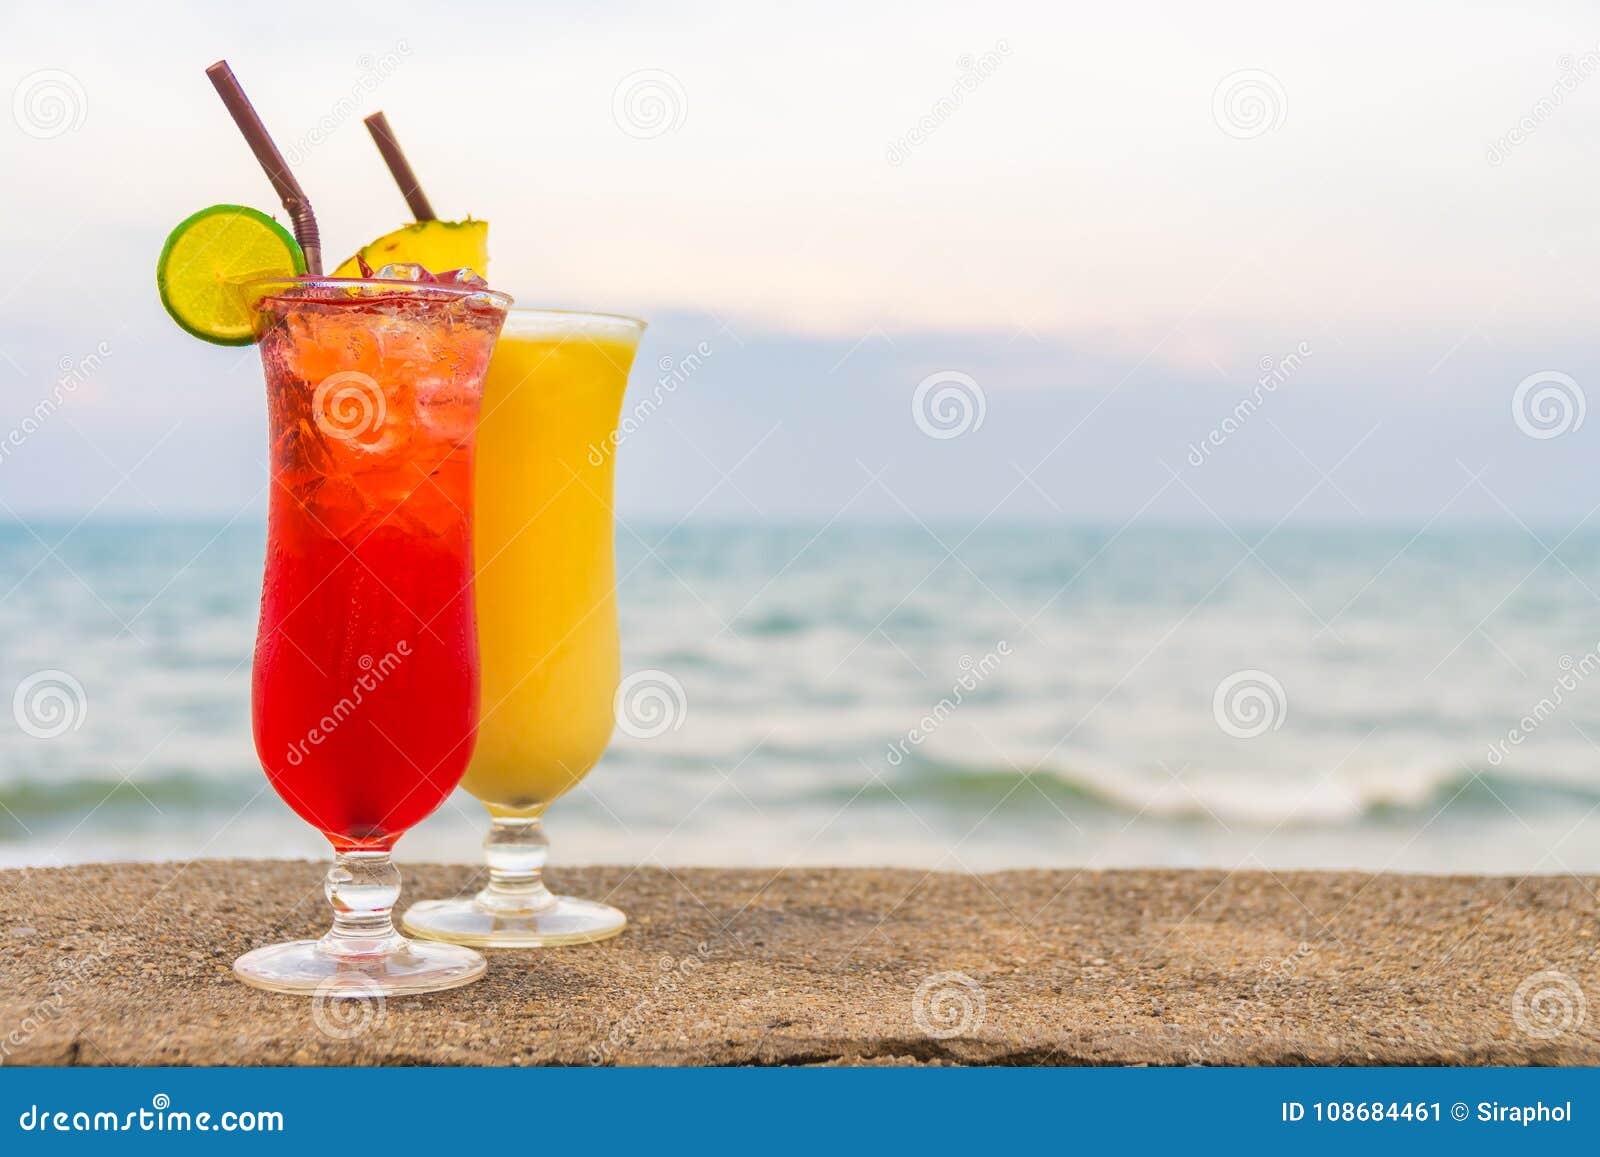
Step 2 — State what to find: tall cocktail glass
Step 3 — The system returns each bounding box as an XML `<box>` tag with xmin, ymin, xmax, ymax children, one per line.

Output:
<box><xmin>235</xmin><ymin>277</ymin><xmax>510</xmax><ymax>996</ymax></box>
<box><xmin>404</xmin><ymin>308</ymin><xmax>645</xmax><ymax>947</ymax></box>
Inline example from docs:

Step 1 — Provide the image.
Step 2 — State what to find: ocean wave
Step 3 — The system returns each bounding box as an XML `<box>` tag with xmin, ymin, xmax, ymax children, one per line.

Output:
<box><xmin>9</xmin><ymin>746</ymin><xmax>1599</xmax><ymax>841</ymax></box>
<box><xmin>862</xmin><ymin>757</ymin><xmax>1600</xmax><ymax>827</ymax></box>
<box><xmin>0</xmin><ymin>772</ymin><xmax>256</xmax><ymax>836</ymax></box>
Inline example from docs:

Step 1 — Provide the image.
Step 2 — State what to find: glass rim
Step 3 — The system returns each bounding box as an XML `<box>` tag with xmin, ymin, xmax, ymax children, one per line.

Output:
<box><xmin>501</xmin><ymin>304</ymin><xmax>648</xmax><ymax>332</ymax></box>
<box><xmin>241</xmin><ymin>276</ymin><xmax>514</xmax><ymax>311</ymax></box>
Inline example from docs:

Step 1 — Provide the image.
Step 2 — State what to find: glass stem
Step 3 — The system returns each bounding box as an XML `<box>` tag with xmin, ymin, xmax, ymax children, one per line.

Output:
<box><xmin>318</xmin><ymin>850</ymin><xmax>406</xmax><ymax>959</ymax></box>
<box><xmin>477</xmin><ymin>816</ymin><xmax>556</xmax><ymax>915</ymax></box>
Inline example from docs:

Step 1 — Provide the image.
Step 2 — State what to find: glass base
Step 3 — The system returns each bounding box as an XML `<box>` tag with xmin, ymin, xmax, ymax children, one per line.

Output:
<box><xmin>233</xmin><ymin>937</ymin><xmax>487</xmax><ymax>996</ymax></box>
<box><xmin>403</xmin><ymin>895</ymin><xmax>627</xmax><ymax>948</ymax></box>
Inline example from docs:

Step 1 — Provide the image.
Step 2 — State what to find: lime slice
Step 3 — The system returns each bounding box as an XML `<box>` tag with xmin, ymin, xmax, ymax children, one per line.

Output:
<box><xmin>156</xmin><ymin>205</ymin><xmax>307</xmax><ymax>346</ymax></box>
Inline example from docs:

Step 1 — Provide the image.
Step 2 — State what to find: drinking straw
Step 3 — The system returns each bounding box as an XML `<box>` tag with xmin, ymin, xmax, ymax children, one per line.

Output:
<box><xmin>363</xmin><ymin>112</ymin><xmax>437</xmax><ymax>222</ymax></box>
<box><xmin>204</xmin><ymin>60</ymin><xmax>323</xmax><ymax>275</ymax></box>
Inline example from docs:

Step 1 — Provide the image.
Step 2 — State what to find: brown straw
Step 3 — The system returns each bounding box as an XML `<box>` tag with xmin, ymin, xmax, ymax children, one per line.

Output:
<box><xmin>204</xmin><ymin>60</ymin><xmax>323</xmax><ymax>275</ymax></box>
<box><xmin>363</xmin><ymin>112</ymin><xmax>437</xmax><ymax>222</ymax></box>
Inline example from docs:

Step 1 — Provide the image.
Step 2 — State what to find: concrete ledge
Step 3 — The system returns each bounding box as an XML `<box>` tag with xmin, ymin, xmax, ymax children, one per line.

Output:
<box><xmin>1</xmin><ymin>862</ymin><xmax>1596</xmax><ymax>1065</ymax></box>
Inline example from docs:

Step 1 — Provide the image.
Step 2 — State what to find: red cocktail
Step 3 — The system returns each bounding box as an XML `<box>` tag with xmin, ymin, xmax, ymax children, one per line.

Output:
<box><xmin>236</xmin><ymin>275</ymin><xmax>509</xmax><ymax>996</ymax></box>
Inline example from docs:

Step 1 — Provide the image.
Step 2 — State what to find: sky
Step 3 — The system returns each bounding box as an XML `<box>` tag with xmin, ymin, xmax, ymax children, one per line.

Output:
<box><xmin>5</xmin><ymin>0</ymin><xmax>1600</xmax><ymax>525</ymax></box>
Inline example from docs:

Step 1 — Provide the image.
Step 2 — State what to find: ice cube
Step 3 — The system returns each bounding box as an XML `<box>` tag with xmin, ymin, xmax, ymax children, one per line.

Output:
<box><xmin>334</xmin><ymin>393</ymin><xmax>413</xmax><ymax>462</ymax></box>
<box><xmin>374</xmin><ymin>263</ymin><xmax>436</xmax><ymax>283</ymax></box>
<box><xmin>285</xmin><ymin>418</ymin><xmax>337</xmax><ymax>477</ymax></box>
<box><xmin>391</xmin><ymin>475</ymin><xmax>468</xmax><ymax>541</ymax></box>
<box><xmin>416</xmin><ymin>390</ymin><xmax>477</xmax><ymax>446</ymax></box>
<box><xmin>303</xmin><ymin>474</ymin><xmax>379</xmax><ymax>540</ymax></box>
<box><xmin>435</xmin><ymin>267</ymin><xmax>489</xmax><ymax>289</ymax></box>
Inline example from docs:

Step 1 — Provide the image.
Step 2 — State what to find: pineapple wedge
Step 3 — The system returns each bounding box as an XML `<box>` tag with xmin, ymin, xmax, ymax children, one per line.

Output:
<box><xmin>333</xmin><ymin>219</ymin><xmax>489</xmax><ymax>279</ymax></box>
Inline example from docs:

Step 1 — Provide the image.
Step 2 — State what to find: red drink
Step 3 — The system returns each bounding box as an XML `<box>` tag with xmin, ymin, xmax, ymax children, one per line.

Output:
<box><xmin>251</xmin><ymin>280</ymin><xmax>507</xmax><ymax>851</ymax></box>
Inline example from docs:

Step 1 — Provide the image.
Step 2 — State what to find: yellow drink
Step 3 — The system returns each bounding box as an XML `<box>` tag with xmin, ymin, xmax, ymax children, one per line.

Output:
<box><xmin>464</xmin><ymin>310</ymin><xmax>645</xmax><ymax>814</ymax></box>
<box><xmin>407</xmin><ymin>308</ymin><xmax>646</xmax><ymax>948</ymax></box>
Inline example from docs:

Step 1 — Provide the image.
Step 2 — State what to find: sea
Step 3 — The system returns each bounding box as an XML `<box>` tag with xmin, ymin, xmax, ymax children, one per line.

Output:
<box><xmin>4</xmin><ymin>520</ymin><xmax>1600</xmax><ymax>875</ymax></box>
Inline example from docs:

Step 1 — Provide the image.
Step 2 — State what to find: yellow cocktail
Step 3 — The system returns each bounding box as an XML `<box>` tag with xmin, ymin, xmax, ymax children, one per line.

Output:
<box><xmin>468</xmin><ymin>313</ymin><xmax>642</xmax><ymax>810</ymax></box>
<box><xmin>405</xmin><ymin>308</ymin><xmax>645</xmax><ymax>947</ymax></box>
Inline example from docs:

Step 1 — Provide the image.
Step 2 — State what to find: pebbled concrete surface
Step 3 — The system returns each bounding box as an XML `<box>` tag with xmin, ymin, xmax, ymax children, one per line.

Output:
<box><xmin>0</xmin><ymin>862</ymin><xmax>1596</xmax><ymax>1065</ymax></box>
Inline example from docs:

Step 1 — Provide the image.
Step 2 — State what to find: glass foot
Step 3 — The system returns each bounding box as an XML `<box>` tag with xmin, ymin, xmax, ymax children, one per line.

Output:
<box><xmin>234</xmin><ymin>936</ymin><xmax>487</xmax><ymax>996</ymax></box>
<box><xmin>403</xmin><ymin>895</ymin><xmax>626</xmax><ymax>948</ymax></box>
